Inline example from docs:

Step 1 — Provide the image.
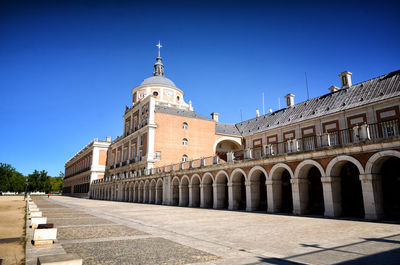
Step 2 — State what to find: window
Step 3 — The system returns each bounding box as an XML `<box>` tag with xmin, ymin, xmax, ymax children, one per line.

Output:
<box><xmin>155</xmin><ymin>151</ymin><xmax>161</xmax><ymax>160</ymax></box>
<box><xmin>182</xmin><ymin>138</ymin><xmax>188</xmax><ymax>146</ymax></box>
<box><xmin>131</xmin><ymin>145</ymin><xmax>136</xmax><ymax>159</ymax></box>
<box><xmin>182</xmin><ymin>122</ymin><xmax>188</xmax><ymax>130</ymax></box>
<box><xmin>153</xmin><ymin>91</ymin><xmax>159</xmax><ymax>96</ymax></box>
<box><xmin>182</xmin><ymin>155</ymin><xmax>188</xmax><ymax>162</ymax></box>
<box><xmin>177</xmin><ymin>95</ymin><xmax>180</xmax><ymax>101</ymax></box>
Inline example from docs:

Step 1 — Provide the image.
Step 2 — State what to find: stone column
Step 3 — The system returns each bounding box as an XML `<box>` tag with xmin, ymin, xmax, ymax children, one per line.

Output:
<box><xmin>188</xmin><ymin>184</ymin><xmax>193</xmax><ymax>207</ymax></box>
<box><xmin>321</xmin><ymin>176</ymin><xmax>341</xmax><ymax>217</ymax></box>
<box><xmin>291</xmin><ymin>178</ymin><xmax>309</xmax><ymax>215</ymax></box>
<box><xmin>266</xmin><ymin>179</ymin><xmax>281</xmax><ymax>213</ymax></box>
<box><xmin>245</xmin><ymin>181</ymin><xmax>257</xmax><ymax>211</ymax></box>
<box><xmin>163</xmin><ymin>177</ymin><xmax>170</xmax><ymax>205</ymax></box>
<box><xmin>359</xmin><ymin>174</ymin><xmax>384</xmax><ymax>220</ymax></box>
<box><xmin>200</xmin><ymin>184</ymin><xmax>206</xmax><ymax>208</ymax></box>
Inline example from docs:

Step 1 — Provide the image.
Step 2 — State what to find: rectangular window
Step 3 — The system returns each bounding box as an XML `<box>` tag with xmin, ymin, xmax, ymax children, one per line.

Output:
<box><xmin>155</xmin><ymin>151</ymin><xmax>161</xmax><ymax>160</ymax></box>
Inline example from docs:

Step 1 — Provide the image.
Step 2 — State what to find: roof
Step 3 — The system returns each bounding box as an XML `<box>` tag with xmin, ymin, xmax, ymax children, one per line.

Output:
<box><xmin>141</xmin><ymin>76</ymin><xmax>176</xmax><ymax>87</ymax></box>
<box><xmin>154</xmin><ymin>105</ymin><xmax>213</xmax><ymax>121</ymax></box>
<box><xmin>215</xmin><ymin>122</ymin><xmax>241</xmax><ymax>136</ymax></box>
<box><xmin>236</xmin><ymin>70</ymin><xmax>400</xmax><ymax>136</ymax></box>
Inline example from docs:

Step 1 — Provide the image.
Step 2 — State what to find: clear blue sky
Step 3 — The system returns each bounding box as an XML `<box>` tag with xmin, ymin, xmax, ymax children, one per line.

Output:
<box><xmin>1</xmin><ymin>0</ymin><xmax>399</xmax><ymax>176</ymax></box>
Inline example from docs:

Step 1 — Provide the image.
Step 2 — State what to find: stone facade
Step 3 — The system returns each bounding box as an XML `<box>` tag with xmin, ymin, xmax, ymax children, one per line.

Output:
<box><xmin>68</xmin><ymin>46</ymin><xmax>400</xmax><ymax>220</ymax></box>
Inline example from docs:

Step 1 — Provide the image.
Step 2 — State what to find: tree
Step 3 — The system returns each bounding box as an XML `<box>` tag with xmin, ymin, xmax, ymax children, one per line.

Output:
<box><xmin>49</xmin><ymin>171</ymin><xmax>64</xmax><ymax>193</ymax></box>
<box><xmin>0</xmin><ymin>163</ymin><xmax>26</xmax><ymax>192</ymax></box>
<box><xmin>28</xmin><ymin>170</ymin><xmax>51</xmax><ymax>192</ymax></box>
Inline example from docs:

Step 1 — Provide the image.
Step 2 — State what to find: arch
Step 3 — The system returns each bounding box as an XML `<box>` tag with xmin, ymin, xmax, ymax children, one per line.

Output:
<box><xmin>230</xmin><ymin>168</ymin><xmax>248</xmax><ymax>183</ymax></box>
<box><xmin>294</xmin><ymin>160</ymin><xmax>325</xmax><ymax>179</ymax></box>
<box><xmin>201</xmin><ymin>173</ymin><xmax>214</xmax><ymax>185</ymax></box>
<box><xmin>293</xmin><ymin>160</ymin><xmax>325</xmax><ymax>215</ymax></box>
<box><xmin>155</xmin><ymin>178</ymin><xmax>163</xmax><ymax>204</ymax></box>
<box><xmin>133</xmin><ymin>182</ymin><xmax>139</xmax><ymax>202</ymax></box>
<box><xmin>144</xmin><ymin>180</ymin><xmax>150</xmax><ymax>203</ymax></box>
<box><xmin>248</xmin><ymin>166</ymin><xmax>268</xmax><ymax>211</ymax></box>
<box><xmin>214</xmin><ymin>170</ymin><xmax>229</xmax><ymax>209</ymax></box>
<box><xmin>269</xmin><ymin>163</ymin><xmax>294</xmax><ymax>180</ymax></box>
<box><xmin>179</xmin><ymin>176</ymin><xmax>189</xmax><ymax>206</ymax></box>
<box><xmin>171</xmin><ymin>177</ymin><xmax>180</xmax><ymax>206</ymax></box>
<box><xmin>138</xmin><ymin>181</ymin><xmax>144</xmax><ymax>203</ymax></box>
<box><xmin>248</xmin><ymin>166</ymin><xmax>268</xmax><ymax>181</ymax></box>
<box><xmin>190</xmin><ymin>174</ymin><xmax>201</xmax><ymax>185</ymax></box>
<box><xmin>365</xmin><ymin>150</ymin><xmax>400</xmax><ymax>174</ymax></box>
<box><xmin>201</xmin><ymin>173</ymin><xmax>214</xmax><ymax>208</ymax></box>
<box><xmin>213</xmin><ymin>137</ymin><xmax>242</xmax><ymax>152</ymax></box>
<box><xmin>326</xmin><ymin>155</ymin><xmax>365</xmax><ymax>177</ymax></box>
<box><xmin>149</xmin><ymin>179</ymin><xmax>156</xmax><ymax>204</ymax></box>
<box><xmin>190</xmin><ymin>174</ymin><xmax>201</xmax><ymax>207</ymax></box>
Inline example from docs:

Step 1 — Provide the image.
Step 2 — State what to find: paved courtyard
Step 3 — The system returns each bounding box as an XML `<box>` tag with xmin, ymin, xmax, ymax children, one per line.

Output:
<box><xmin>33</xmin><ymin>196</ymin><xmax>400</xmax><ymax>264</ymax></box>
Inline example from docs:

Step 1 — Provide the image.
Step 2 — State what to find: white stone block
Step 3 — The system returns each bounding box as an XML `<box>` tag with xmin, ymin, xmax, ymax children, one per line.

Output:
<box><xmin>30</xmin><ymin>211</ymin><xmax>42</xmax><ymax>217</ymax></box>
<box><xmin>29</xmin><ymin>208</ymin><xmax>40</xmax><ymax>212</ymax></box>
<box><xmin>33</xmin><ymin>228</ymin><xmax>57</xmax><ymax>241</ymax></box>
<box><xmin>31</xmin><ymin>217</ymin><xmax>47</xmax><ymax>229</ymax></box>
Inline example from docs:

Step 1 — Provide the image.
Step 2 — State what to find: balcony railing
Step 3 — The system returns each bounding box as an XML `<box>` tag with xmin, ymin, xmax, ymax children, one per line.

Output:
<box><xmin>65</xmin><ymin>167</ymin><xmax>91</xmax><ymax>179</ymax></box>
<box><xmin>95</xmin><ymin>118</ymin><xmax>399</xmax><ymax>183</ymax></box>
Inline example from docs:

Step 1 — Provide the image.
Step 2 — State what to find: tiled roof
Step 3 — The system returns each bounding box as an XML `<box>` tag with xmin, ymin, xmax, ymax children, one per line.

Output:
<box><xmin>154</xmin><ymin>105</ymin><xmax>213</xmax><ymax>121</ymax></box>
<box><xmin>236</xmin><ymin>70</ymin><xmax>400</xmax><ymax>136</ymax></box>
<box><xmin>215</xmin><ymin>122</ymin><xmax>241</xmax><ymax>136</ymax></box>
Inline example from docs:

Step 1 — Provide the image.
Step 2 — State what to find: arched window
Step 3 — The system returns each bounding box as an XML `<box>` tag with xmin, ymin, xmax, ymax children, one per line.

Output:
<box><xmin>182</xmin><ymin>155</ymin><xmax>188</xmax><ymax>162</ymax></box>
<box><xmin>182</xmin><ymin>138</ymin><xmax>188</xmax><ymax>146</ymax></box>
<box><xmin>177</xmin><ymin>95</ymin><xmax>180</xmax><ymax>101</ymax></box>
<box><xmin>182</xmin><ymin>122</ymin><xmax>188</xmax><ymax>130</ymax></box>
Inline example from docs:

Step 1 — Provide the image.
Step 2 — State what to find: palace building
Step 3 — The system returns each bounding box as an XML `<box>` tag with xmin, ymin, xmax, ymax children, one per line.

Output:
<box><xmin>65</xmin><ymin>44</ymin><xmax>400</xmax><ymax>220</ymax></box>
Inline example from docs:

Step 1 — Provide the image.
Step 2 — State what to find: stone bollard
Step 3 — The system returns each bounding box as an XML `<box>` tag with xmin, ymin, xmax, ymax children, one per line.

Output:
<box><xmin>31</xmin><ymin>217</ymin><xmax>47</xmax><ymax>229</ymax></box>
<box><xmin>30</xmin><ymin>211</ymin><xmax>43</xmax><ymax>218</ymax></box>
<box><xmin>37</xmin><ymin>254</ymin><xmax>82</xmax><ymax>265</ymax></box>
<box><xmin>33</xmin><ymin>226</ymin><xmax>57</xmax><ymax>246</ymax></box>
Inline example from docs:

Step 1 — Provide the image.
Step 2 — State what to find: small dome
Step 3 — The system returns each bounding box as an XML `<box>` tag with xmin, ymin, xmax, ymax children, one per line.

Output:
<box><xmin>141</xmin><ymin>76</ymin><xmax>176</xmax><ymax>87</ymax></box>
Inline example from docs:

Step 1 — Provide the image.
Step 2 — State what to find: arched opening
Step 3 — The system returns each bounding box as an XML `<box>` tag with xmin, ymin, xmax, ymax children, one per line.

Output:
<box><xmin>281</xmin><ymin>170</ymin><xmax>293</xmax><ymax>213</ymax></box>
<box><xmin>179</xmin><ymin>178</ymin><xmax>189</xmax><ymax>207</ymax></box>
<box><xmin>215</xmin><ymin>139</ymin><xmax>242</xmax><ymax>162</ymax></box>
<box><xmin>171</xmin><ymin>178</ymin><xmax>179</xmax><ymax>206</ymax></box>
<box><xmin>134</xmin><ymin>183</ymin><xmax>139</xmax><ymax>202</ymax></box>
<box><xmin>380</xmin><ymin>157</ymin><xmax>400</xmax><ymax>219</ymax></box>
<box><xmin>340</xmin><ymin>162</ymin><xmax>364</xmax><ymax>217</ymax></box>
<box><xmin>307</xmin><ymin>167</ymin><xmax>324</xmax><ymax>215</ymax></box>
<box><xmin>201</xmin><ymin>174</ymin><xmax>214</xmax><ymax>208</ymax></box>
<box><xmin>191</xmin><ymin>176</ymin><xmax>200</xmax><ymax>207</ymax></box>
<box><xmin>144</xmin><ymin>181</ymin><xmax>150</xmax><ymax>203</ymax></box>
<box><xmin>230</xmin><ymin>170</ymin><xmax>247</xmax><ymax>210</ymax></box>
<box><xmin>149</xmin><ymin>180</ymin><xmax>156</xmax><ymax>204</ymax></box>
<box><xmin>249</xmin><ymin>169</ymin><xmax>267</xmax><ymax>211</ymax></box>
<box><xmin>156</xmin><ymin>179</ymin><xmax>163</xmax><ymax>204</ymax></box>
<box><xmin>138</xmin><ymin>182</ymin><xmax>144</xmax><ymax>203</ymax></box>
<box><xmin>215</xmin><ymin>173</ymin><xmax>229</xmax><ymax>209</ymax></box>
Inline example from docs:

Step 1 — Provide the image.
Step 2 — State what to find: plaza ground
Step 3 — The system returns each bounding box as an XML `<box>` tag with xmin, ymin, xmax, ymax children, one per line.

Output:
<box><xmin>0</xmin><ymin>196</ymin><xmax>25</xmax><ymax>265</ymax></box>
<box><xmin>32</xmin><ymin>196</ymin><xmax>400</xmax><ymax>264</ymax></box>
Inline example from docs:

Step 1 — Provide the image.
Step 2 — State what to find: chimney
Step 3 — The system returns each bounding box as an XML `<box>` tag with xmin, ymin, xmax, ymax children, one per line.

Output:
<box><xmin>329</xmin><ymin>85</ymin><xmax>339</xmax><ymax>93</ymax></box>
<box><xmin>106</xmin><ymin>136</ymin><xmax>111</xmax><ymax>142</ymax></box>
<box><xmin>284</xmin><ymin>93</ymin><xmax>295</xmax><ymax>108</ymax></box>
<box><xmin>256</xmin><ymin>109</ymin><xmax>260</xmax><ymax>117</ymax></box>
<box><xmin>339</xmin><ymin>71</ymin><xmax>352</xmax><ymax>88</ymax></box>
<box><xmin>211</xmin><ymin>112</ymin><xmax>219</xmax><ymax>122</ymax></box>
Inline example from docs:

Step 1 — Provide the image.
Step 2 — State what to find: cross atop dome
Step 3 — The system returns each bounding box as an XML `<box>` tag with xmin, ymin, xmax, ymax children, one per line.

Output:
<box><xmin>156</xmin><ymin>41</ymin><xmax>162</xmax><ymax>57</ymax></box>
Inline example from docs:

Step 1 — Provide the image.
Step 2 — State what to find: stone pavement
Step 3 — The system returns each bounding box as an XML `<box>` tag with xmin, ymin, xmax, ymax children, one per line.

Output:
<box><xmin>31</xmin><ymin>196</ymin><xmax>400</xmax><ymax>264</ymax></box>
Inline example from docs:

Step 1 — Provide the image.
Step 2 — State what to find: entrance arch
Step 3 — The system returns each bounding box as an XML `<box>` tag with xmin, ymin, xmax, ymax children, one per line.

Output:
<box><xmin>149</xmin><ymin>180</ymin><xmax>156</xmax><ymax>204</ymax></box>
<box><xmin>133</xmin><ymin>182</ymin><xmax>139</xmax><ymax>202</ymax></box>
<box><xmin>214</xmin><ymin>171</ymin><xmax>229</xmax><ymax>209</ymax></box>
<box><xmin>248</xmin><ymin>166</ymin><xmax>268</xmax><ymax>211</ymax></box>
<box><xmin>156</xmin><ymin>179</ymin><xmax>163</xmax><ymax>204</ymax></box>
<box><xmin>190</xmin><ymin>175</ymin><xmax>201</xmax><ymax>207</ymax></box>
<box><xmin>201</xmin><ymin>173</ymin><xmax>214</xmax><ymax>208</ymax></box>
<box><xmin>294</xmin><ymin>160</ymin><xmax>325</xmax><ymax>215</ymax></box>
<box><xmin>144</xmin><ymin>180</ymin><xmax>150</xmax><ymax>203</ymax></box>
<box><xmin>268</xmin><ymin>163</ymin><xmax>294</xmax><ymax>214</ymax></box>
<box><xmin>230</xmin><ymin>168</ymin><xmax>247</xmax><ymax>210</ymax></box>
<box><xmin>171</xmin><ymin>177</ymin><xmax>180</xmax><ymax>206</ymax></box>
<box><xmin>179</xmin><ymin>176</ymin><xmax>189</xmax><ymax>207</ymax></box>
<box><xmin>138</xmin><ymin>181</ymin><xmax>144</xmax><ymax>203</ymax></box>
<box><xmin>366</xmin><ymin>151</ymin><xmax>400</xmax><ymax>219</ymax></box>
<box><xmin>214</xmin><ymin>137</ymin><xmax>242</xmax><ymax>161</ymax></box>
